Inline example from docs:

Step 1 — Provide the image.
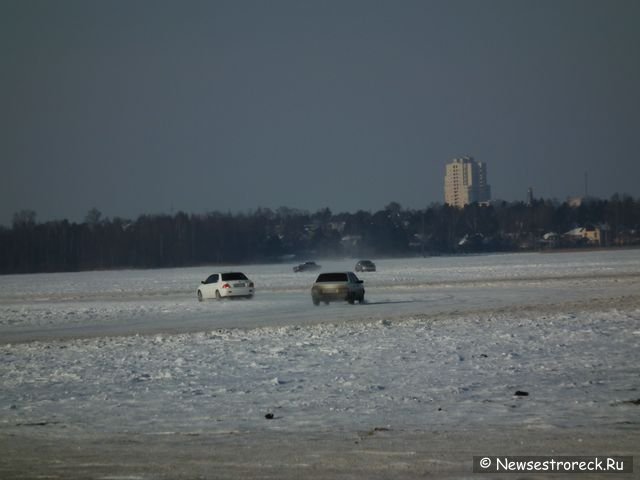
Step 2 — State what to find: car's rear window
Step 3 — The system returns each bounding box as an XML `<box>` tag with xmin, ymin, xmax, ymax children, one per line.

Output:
<box><xmin>221</xmin><ymin>272</ymin><xmax>248</xmax><ymax>281</ymax></box>
<box><xmin>316</xmin><ymin>273</ymin><xmax>348</xmax><ymax>282</ymax></box>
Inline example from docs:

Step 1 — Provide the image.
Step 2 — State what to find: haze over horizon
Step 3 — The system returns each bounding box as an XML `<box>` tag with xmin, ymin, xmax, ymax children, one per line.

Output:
<box><xmin>2</xmin><ymin>0</ymin><xmax>639</xmax><ymax>226</ymax></box>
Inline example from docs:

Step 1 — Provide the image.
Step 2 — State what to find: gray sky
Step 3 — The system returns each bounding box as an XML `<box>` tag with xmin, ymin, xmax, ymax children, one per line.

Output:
<box><xmin>2</xmin><ymin>0</ymin><xmax>639</xmax><ymax>225</ymax></box>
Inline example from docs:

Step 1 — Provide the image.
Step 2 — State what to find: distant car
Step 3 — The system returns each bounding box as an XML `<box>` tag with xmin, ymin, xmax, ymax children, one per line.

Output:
<box><xmin>311</xmin><ymin>271</ymin><xmax>365</xmax><ymax>305</ymax></box>
<box><xmin>355</xmin><ymin>260</ymin><xmax>376</xmax><ymax>272</ymax></box>
<box><xmin>293</xmin><ymin>261</ymin><xmax>321</xmax><ymax>272</ymax></box>
<box><xmin>197</xmin><ymin>272</ymin><xmax>254</xmax><ymax>301</ymax></box>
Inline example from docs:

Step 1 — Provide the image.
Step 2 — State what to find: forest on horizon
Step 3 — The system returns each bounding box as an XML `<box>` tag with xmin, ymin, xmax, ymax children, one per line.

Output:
<box><xmin>2</xmin><ymin>194</ymin><xmax>640</xmax><ymax>274</ymax></box>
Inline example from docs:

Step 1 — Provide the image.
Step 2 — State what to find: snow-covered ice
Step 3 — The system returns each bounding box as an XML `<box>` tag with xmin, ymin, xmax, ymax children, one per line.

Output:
<box><xmin>1</xmin><ymin>249</ymin><xmax>639</xmax><ymax>478</ymax></box>
<box><xmin>2</xmin><ymin>308</ymin><xmax>639</xmax><ymax>435</ymax></box>
<box><xmin>1</xmin><ymin>249</ymin><xmax>640</xmax><ymax>342</ymax></box>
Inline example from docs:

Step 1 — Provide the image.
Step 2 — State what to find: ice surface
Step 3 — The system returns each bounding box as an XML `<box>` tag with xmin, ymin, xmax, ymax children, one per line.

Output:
<box><xmin>1</xmin><ymin>308</ymin><xmax>639</xmax><ymax>436</ymax></box>
<box><xmin>1</xmin><ymin>249</ymin><xmax>640</xmax><ymax>341</ymax></box>
<box><xmin>1</xmin><ymin>249</ymin><xmax>639</xmax><ymax>439</ymax></box>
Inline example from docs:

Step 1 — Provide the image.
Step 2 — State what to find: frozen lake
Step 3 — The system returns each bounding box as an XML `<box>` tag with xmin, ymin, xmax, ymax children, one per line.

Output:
<box><xmin>1</xmin><ymin>249</ymin><xmax>640</xmax><ymax>343</ymax></box>
<box><xmin>1</xmin><ymin>249</ymin><xmax>639</xmax><ymax>479</ymax></box>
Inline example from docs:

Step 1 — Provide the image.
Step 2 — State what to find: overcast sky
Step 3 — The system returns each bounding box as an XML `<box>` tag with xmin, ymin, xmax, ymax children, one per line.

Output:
<box><xmin>1</xmin><ymin>0</ymin><xmax>639</xmax><ymax>225</ymax></box>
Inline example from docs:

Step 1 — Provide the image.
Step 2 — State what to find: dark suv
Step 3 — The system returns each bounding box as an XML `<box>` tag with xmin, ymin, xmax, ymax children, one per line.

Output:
<box><xmin>293</xmin><ymin>261</ymin><xmax>321</xmax><ymax>272</ymax></box>
<box><xmin>355</xmin><ymin>260</ymin><xmax>376</xmax><ymax>272</ymax></box>
<box><xmin>311</xmin><ymin>272</ymin><xmax>365</xmax><ymax>305</ymax></box>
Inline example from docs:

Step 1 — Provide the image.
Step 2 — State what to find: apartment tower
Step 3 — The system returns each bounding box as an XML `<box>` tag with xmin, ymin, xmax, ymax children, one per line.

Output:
<box><xmin>444</xmin><ymin>156</ymin><xmax>491</xmax><ymax>208</ymax></box>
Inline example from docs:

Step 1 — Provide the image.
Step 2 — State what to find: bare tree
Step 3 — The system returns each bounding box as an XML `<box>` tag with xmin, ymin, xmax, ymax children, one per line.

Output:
<box><xmin>12</xmin><ymin>209</ymin><xmax>36</xmax><ymax>229</ymax></box>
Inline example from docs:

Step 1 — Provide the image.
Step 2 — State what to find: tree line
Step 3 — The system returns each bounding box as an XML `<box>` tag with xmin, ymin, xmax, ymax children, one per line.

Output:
<box><xmin>1</xmin><ymin>195</ymin><xmax>639</xmax><ymax>274</ymax></box>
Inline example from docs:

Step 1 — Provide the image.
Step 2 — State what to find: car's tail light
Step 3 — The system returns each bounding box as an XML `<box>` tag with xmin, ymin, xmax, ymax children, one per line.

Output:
<box><xmin>222</xmin><ymin>283</ymin><xmax>231</xmax><ymax>289</ymax></box>
<box><xmin>249</xmin><ymin>282</ymin><xmax>254</xmax><ymax>287</ymax></box>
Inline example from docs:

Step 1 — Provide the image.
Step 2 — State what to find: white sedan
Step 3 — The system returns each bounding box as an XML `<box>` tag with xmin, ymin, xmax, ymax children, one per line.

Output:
<box><xmin>197</xmin><ymin>272</ymin><xmax>254</xmax><ymax>301</ymax></box>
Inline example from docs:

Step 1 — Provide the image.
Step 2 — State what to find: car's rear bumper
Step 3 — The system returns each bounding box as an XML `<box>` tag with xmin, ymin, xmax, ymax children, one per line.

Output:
<box><xmin>220</xmin><ymin>288</ymin><xmax>254</xmax><ymax>297</ymax></box>
<box><xmin>314</xmin><ymin>292</ymin><xmax>349</xmax><ymax>301</ymax></box>
<box><xmin>312</xmin><ymin>286</ymin><xmax>363</xmax><ymax>302</ymax></box>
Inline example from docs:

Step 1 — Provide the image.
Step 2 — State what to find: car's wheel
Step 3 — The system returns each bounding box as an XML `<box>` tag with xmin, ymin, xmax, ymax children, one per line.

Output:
<box><xmin>197</xmin><ymin>290</ymin><xmax>203</xmax><ymax>302</ymax></box>
<box><xmin>358</xmin><ymin>294</ymin><xmax>365</xmax><ymax>304</ymax></box>
<box><xmin>312</xmin><ymin>296</ymin><xmax>320</xmax><ymax>306</ymax></box>
<box><xmin>347</xmin><ymin>294</ymin><xmax>355</xmax><ymax>305</ymax></box>
<box><xmin>246</xmin><ymin>294</ymin><xmax>254</xmax><ymax>299</ymax></box>
<box><xmin>215</xmin><ymin>290</ymin><xmax>221</xmax><ymax>300</ymax></box>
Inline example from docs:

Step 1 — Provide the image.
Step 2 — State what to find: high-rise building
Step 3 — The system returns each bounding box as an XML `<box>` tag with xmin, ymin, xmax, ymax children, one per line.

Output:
<box><xmin>444</xmin><ymin>156</ymin><xmax>491</xmax><ymax>208</ymax></box>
